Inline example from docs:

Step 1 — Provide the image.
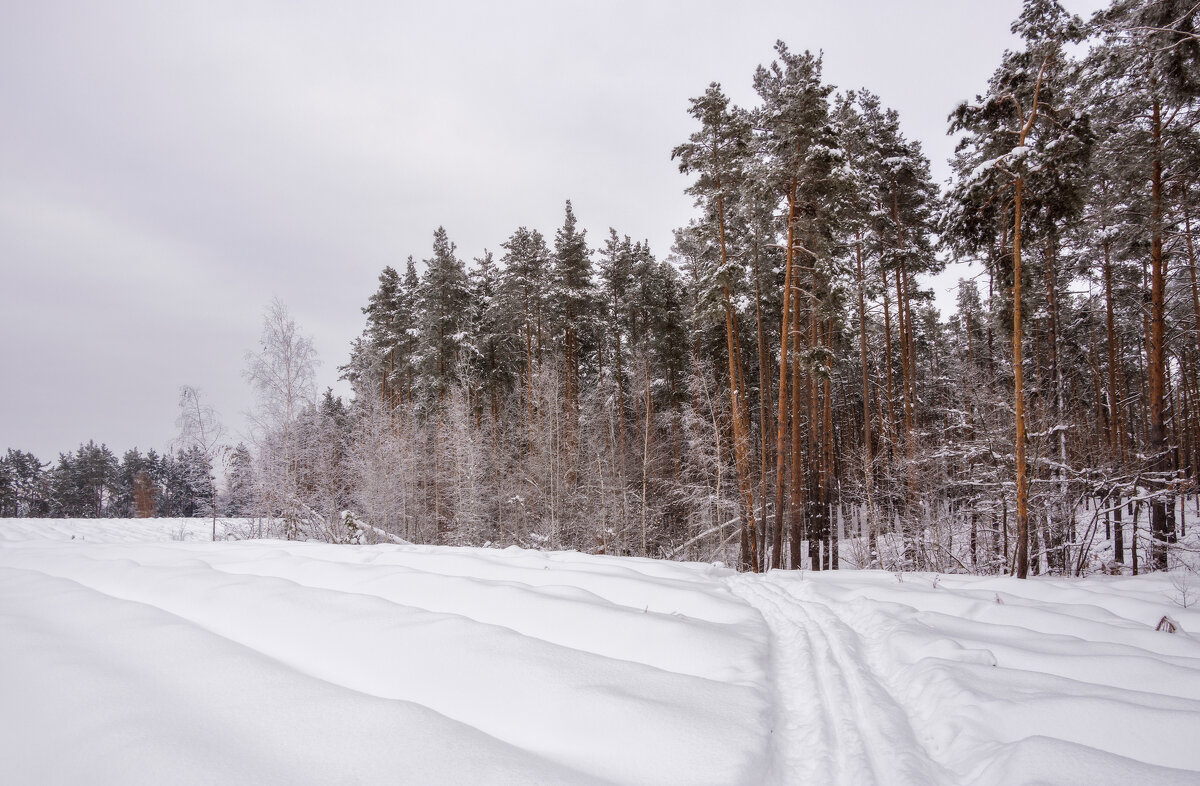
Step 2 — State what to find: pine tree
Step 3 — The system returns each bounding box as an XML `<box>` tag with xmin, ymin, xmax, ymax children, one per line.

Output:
<box><xmin>673</xmin><ymin>82</ymin><xmax>761</xmax><ymax>571</ymax></box>
<box><xmin>752</xmin><ymin>42</ymin><xmax>841</xmax><ymax>570</ymax></box>
<box><xmin>1090</xmin><ymin>0</ymin><xmax>1199</xmax><ymax>569</ymax></box>
<box><xmin>832</xmin><ymin>90</ymin><xmax>884</xmax><ymax>562</ymax></box>
<box><xmin>946</xmin><ymin>0</ymin><xmax>1091</xmax><ymax>577</ymax></box>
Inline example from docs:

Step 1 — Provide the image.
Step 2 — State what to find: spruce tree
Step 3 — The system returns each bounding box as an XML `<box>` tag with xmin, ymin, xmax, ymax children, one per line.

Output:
<box><xmin>415</xmin><ymin>227</ymin><xmax>470</xmax><ymax>542</ymax></box>
<box><xmin>467</xmin><ymin>249</ymin><xmax>517</xmax><ymax>421</ymax></box>
<box><xmin>416</xmin><ymin>227</ymin><xmax>471</xmax><ymax>408</ymax></box>
<box><xmin>550</xmin><ymin>200</ymin><xmax>594</xmax><ymax>444</ymax></box>
<box><xmin>499</xmin><ymin>226</ymin><xmax>553</xmax><ymax>451</ymax></box>
<box><xmin>225</xmin><ymin>443</ymin><xmax>256</xmax><ymax>516</ymax></box>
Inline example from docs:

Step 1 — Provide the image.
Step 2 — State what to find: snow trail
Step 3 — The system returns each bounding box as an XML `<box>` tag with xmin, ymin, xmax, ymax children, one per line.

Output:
<box><xmin>731</xmin><ymin>576</ymin><xmax>948</xmax><ymax>786</ymax></box>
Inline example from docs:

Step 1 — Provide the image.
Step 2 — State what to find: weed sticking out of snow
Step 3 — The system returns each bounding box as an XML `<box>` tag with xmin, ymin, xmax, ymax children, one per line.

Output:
<box><xmin>1156</xmin><ymin>615</ymin><xmax>1181</xmax><ymax>633</ymax></box>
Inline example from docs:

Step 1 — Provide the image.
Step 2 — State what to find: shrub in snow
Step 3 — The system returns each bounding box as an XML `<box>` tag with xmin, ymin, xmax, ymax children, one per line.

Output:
<box><xmin>341</xmin><ymin>510</ymin><xmax>366</xmax><ymax>545</ymax></box>
<box><xmin>1167</xmin><ymin>568</ymin><xmax>1197</xmax><ymax>609</ymax></box>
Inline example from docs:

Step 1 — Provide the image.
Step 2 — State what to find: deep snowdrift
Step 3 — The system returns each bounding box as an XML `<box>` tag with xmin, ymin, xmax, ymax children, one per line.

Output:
<box><xmin>1</xmin><ymin>518</ymin><xmax>1197</xmax><ymax>785</ymax></box>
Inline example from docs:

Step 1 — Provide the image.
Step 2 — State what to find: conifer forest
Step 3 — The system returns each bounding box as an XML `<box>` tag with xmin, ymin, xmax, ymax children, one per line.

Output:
<box><xmin>6</xmin><ymin>0</ymin><xmax>1200</xmax><ymax>580</ymax></box>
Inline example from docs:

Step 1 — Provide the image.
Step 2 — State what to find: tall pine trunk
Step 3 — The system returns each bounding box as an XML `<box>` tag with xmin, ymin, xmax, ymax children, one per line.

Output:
<box><xmin>714</xmin><ymin>180</ymin><xmax>759</xmax><ymax>572</ymax></box>
<box><xmin>855</xmin><ymin>234</ymin><xmax>878</xmax><ymax>563</ymax></box>
<box><xmin>1148</xmin><ymin>95</ymin><xmax>1171</xmax><ymax>570</ymax></box>
<box><xmin>1013</xmin><ymin>180</ymin><xmax>1031</xmax><ymax>579</ymax></box>
<box><xmin>773</xmin><ymin>182</ymin><xmax>799</xmax><ymax>571</ymax></box>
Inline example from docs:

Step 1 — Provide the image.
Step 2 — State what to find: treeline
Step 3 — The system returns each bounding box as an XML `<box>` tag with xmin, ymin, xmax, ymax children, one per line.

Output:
<box><xmin>235</xmin><ymin>0</ymin><xmax>1198</xmax><ymax>575</ymax></box>
<box><xmin>240</xmin><ymin>0</ymin><xmax>1199</xmax><ymax>575</ymax></box>
<box><xmin>13</xmin><ymin>0</ymin><xmax>1196</xmax><ymax>578</ymax></box>
<box><xmin>343</xmin><ymin>0</ymin><xmax>1175</xmax><ymax>573</ymax></box>
<box><xmin>0</xmin><ymin>442</ymin><xmax>255</xmax><ymax>520</ymax></box>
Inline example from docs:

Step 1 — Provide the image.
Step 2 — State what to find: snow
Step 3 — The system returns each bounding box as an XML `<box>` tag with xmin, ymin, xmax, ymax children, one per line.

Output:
<box><xmin>2</xmin><ymin>518</ymin><xmax>1199</xmax><ymax>785</ymax></box>
<box><xmin>968</xmin><ymin>145</ymin><xmax>1033</xmax><ymax>183</ymax></box>
<box><xmin>772</xmin><ymin>571</ymin><xmax>1200</xmax><ymax>785</ymax></box>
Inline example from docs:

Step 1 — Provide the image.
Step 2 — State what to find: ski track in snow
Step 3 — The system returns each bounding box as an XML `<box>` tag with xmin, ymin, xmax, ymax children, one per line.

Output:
<box><xmin>732</xmin><ymin>576</ymin><xmax>946</xmax><ymax>786</ymax></box>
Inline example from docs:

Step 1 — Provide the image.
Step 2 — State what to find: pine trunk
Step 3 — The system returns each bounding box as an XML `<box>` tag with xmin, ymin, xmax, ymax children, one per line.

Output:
<box><xmin>855</xmin><ymin>234</ymin><xmax>877</xmax><ymax>564</ymax></box>
<box><xmin>1014</xmin><ymin>179</ymin><xmax>1030</xmax><ymax>579</ymax></box>
<box><xmin>1148</xmin><ymin>96</ymin><xmax>1170</xmax><ymax>571</ymax></box>
<box><xmin>773</xmin><ymin>182</ymin><xmax>799</xmax><ymax>570</ymax></box>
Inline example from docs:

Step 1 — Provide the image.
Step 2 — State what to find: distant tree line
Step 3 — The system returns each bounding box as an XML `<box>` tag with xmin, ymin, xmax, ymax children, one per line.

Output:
<box><xmin>0</xmin><ymin>442</ymin><xmax>256</xmax><ymax>520</ymax></box>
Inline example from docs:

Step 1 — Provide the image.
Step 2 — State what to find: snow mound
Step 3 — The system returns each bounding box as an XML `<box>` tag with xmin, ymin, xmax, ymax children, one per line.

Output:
<box><xmin>0</xmin><ymin>519</ymin><xmax>768</xmax><ymax>785</ymax></box>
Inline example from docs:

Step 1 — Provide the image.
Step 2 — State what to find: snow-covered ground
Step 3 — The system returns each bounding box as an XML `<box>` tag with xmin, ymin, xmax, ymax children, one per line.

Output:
<box><xmin>1</xmin><ymin>518</ymin><xmax>1198</xmax><ymax>785</ymax></box>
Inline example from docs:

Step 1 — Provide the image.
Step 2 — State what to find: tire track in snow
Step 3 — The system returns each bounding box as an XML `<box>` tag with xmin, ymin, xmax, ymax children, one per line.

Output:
<box><xmin>731</xmin><ymin>577</ymin><xmax>948</xmax><ymax>786</ymax></box>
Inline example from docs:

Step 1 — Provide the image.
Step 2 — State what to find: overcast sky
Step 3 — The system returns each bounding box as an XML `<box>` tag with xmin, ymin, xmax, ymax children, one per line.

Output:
<box><xmin>1</xmin><ymin>0</ymin><xmax>1104</xmax><ymax>461</ymax></box>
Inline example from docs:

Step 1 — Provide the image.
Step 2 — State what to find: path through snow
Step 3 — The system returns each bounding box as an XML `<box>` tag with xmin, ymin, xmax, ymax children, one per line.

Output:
<box><xmin>731</xmin><ymin>576</ymin><xmax>947</xmax><ymax>786</ymax></box>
